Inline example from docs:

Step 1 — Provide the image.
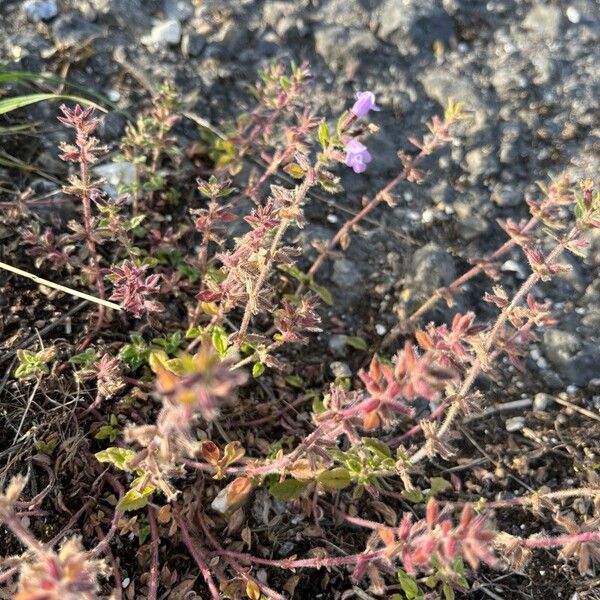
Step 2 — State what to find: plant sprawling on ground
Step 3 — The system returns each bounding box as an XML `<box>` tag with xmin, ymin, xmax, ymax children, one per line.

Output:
<box><xmin>1</xmin><ymin>63</ymin><xmax>599</xmax><ymax>600</ymax></box>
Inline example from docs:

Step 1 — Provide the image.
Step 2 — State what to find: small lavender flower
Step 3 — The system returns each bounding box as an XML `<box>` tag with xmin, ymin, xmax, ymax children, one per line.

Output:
<box><xmin>345</xmin><ymin>139</ymin><xmax>372</xmax><ymax>174</ymax></box>
<box><xmin>351</xmin><ymin>91</ymin><xmax>380</xmax><ymax>118</ymax></box>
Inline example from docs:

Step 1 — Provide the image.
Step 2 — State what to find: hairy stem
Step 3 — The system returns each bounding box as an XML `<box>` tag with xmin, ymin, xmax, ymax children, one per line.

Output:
<box><xmin>235</xmin><ymin>174</ymin><xmax>313</xmax><ymax>347</ymax></box>
<box><xmin>172</xmin><ymin>505</ymin><xmax>221</xmax><ymax>600</ymax></box>
<box><xmin>409</xmin><ymin>227</ymin><xmax>578</xmax><ymax>465</ymax></box>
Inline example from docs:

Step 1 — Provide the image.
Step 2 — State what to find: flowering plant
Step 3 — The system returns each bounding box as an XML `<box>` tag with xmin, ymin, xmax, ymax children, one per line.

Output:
<box><xmin>3</xmin><ymin>61</ymin><xmax>599</xmax><ymax>600</ymax></box>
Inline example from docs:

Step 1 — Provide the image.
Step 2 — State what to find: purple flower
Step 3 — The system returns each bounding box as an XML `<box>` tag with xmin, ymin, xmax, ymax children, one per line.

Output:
<box><xmin>345</xmin><ymin>139</ymin><xmax>372</xmax><ymax>174</ymax></box>
<box><xmin>351</xmin><ymin>91</ymin><xmax>380</xmax><ymax>118</ymax></box>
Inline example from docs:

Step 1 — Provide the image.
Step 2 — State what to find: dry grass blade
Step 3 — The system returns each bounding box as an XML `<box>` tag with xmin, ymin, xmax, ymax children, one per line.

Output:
<box><xmin>0</xmin><ymin>260</ymin><xmax>121</xmax><ymax>311</ymax></box>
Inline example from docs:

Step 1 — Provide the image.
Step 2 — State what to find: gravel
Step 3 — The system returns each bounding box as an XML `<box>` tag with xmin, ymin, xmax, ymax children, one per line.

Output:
<box><xmin>143</xmin><ymin>19</ymin><xmax>182</xmax><ymax>48</ymax></box>
<box><xmin>505</xmin><ymin>416</ymin><xmax>526</xmax><ymax>432</ymax></box>
<box><xmin>23</xmin><ymin>0</ymin><xmax>58</xmax><ymax>22</ymax></box>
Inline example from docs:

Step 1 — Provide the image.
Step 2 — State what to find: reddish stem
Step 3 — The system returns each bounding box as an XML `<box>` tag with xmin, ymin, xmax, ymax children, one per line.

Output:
<box><xmin>522</xmin><ymin>531</ymin><xmax>600</xmax><ymax>549</ymax></box>
<box><xmin>172</xmin><ymin>505</ymin><xmax>221</xmax><ymax>600</ymax></box>
<box><xmin>147</xmin><ymin>507</ymin><xmax>160</xmax><ymax>600</ymax></box>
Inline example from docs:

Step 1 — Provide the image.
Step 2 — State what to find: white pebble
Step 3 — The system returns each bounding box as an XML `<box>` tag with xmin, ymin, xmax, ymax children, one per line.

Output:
<box><xmin>106</xmin><ymin>89</ymin><xmax>121</xmax><ymax>102</ymax></box>
<box><xmin>122</xmin><ymin>578</ymin><xmax>130</xmax><ymax>588</ymax></box>
<box><xmin>506</xmin><ymin>416</ymin><xmax>525</xmax><ymax>432</ymax></box>
<box><xmin>375</xmin><ymin>323</ymin><xmax>387</xmax><ymax>336</ymax></box>
<box><xmin>326</xmin><ymin>214</ymin><xmax>339</xmax><ymax>223</ymax></box>
<box><xmin>143</xmin><ymin>19</ymin><xmax>182</xmax><ymax>47</ymax></box>
<box><xmin>566</xmin><ymin>6</ymin><xmax>581</xmax><ymax>24</ymax></box>
<box><xmin>421</xmin><ymin>209</ymin><xmax>434</xmax><ymax>224</ymax></box>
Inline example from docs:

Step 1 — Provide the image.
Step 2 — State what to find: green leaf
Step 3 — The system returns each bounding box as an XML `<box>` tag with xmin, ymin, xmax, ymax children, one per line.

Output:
<box><xmin>211</xmin><ymin>326</ymin><xmax>229</xmax><ymax>357</ymax></box>
<box><xmin>283</xmin><ymin>162</ymin><xmax>305</xmax><ymax>179</ymax></box>
<box><xmin>312</xmin><ymin>395</ymin><xmax>325</xmax><ymax>415</ymax></box>
<box><xmin>128</xmin><ymin>214</ymin><xmax>146</xmax><ymax>229</ymax></box>
<box><xmin>34</xmin><ymin>439</ymin><xmax>57</xmax><ymax>455</ymax></box>
<box><xmin>0</xmin><ymin>93</ymin><xmax>106</xmax><ymax>115</ymax></box>
<box><xmin>279</xmin><ymin>264</ymin><xmax>308</xmax><ymax>283</ymax></box>
<box><xmin>138</xmin><ymin>523</ymin><xmax>151</xmax><ymax>545</ymax></box>
<box><xmin>429</xmin><ymin>477</ymin><xmax>452</xmax><ymax>496</ymax></box>
<box><xmin>318</xmin><ymin>175</ymin><xmax>343</xmax><ymax>194</ymax></box>
<box><xmin>574</xmin><ymin>198</ymin><xmax>585</xmax><ymax>221</ymax></box>
<box><xmin>362</xmin><ymin>437</ymin><xmax>391</xmax><ymax>458</ymax></box>
<box><xmin>401</xmin><ymin>487</ymin><xmax>424</xmax><ymax>503</ymax></box>
<box><xmin>285</xmin><ymin>374</ymin><xmax>304</xmax><ymax>388</ymax></box>
<box><xmin>148</xmin><ymin>350</ymin><xmax>171</xmax><ymax>373</ymax></box>
<box><xmin>269</xmin><ymin>478</ymin><xmax>308</xmax><ymax>501</ymax></box>
<box><xmin>120</xmin><ymin>335</ymin><xmax>150</xmax><ymax>370</ymax></box>
<box><xmin>116</xmin><ymin>487</ymin><xmax>153</xmax><ymax>512</ymax></box>
<box><xmin>94</xmin><ymin>425</ymin><xmax>118</xmax><ymax>442</ymax></box>
<box><xmin>309</xmin><ymin>281</ymin><xmax>333</xmax><ymax>305</ymax></box>
<box><xmin>95</xmin><ymin>447</ymin><xmax>137</xmax><ymax>472</ymax></box>
<box><xmin>317</xmin><ymin>468</ymin><xmax>352</xmax><ymax>490</ymax></box>
<box><xmin>442</xmin><ymin>583</ymin><xmax>455</xmax><ymax>600</ymax></box>
<box><xmin>185</xmin><ymin>326</ymin><xmax>204</xmax><ymax>339</ymax></box>
<box><xmin>346</xmin><ymin>335</ymin><xmax>368</xmax><ymax>350</ymax></box>
<box><xmin>318</xmin><ymin>120</ymin><xmax>329</xmax><ymax>148</ymax></box>
<box><xmin>337</xmin><ymin>111</ymin><xmax>349</xmax><ymax>134</ymax></box>
<box><xmin>69</xmin><ymin>348</ymin><xmax>97</xmax><ymax>367</ymax></box>
<box><xmin>398</xmin><ymin>569</ymin><xmax>421</xmax><ymax>599</ymax></box>
<box><xmin>252</xmin><ymin>362</ymin><xmax>265</xmax><ymax>378</ymax></box>
<box><xmin>223</xmin><ymin>441</ymin><xmax>245</xmax><ymax>466</ymax></box>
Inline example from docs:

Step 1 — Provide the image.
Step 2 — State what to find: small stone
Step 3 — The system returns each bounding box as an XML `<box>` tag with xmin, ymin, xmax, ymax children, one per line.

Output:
<box><xmin>372</xmin><ymin>0</ymin><xmax>454</xmax><ymax>51</ymax></box>
<box><xmin>328</xmin><ymin>334</ymin><xmax>348</xmax><ymax>357</ymax></box>
<box><xmin>464</xmin><ymin>147</ymin><xmax>499</xmax><ymax>180</ymax></box>
<box><xmin>523</xmin><ymin>5</ymin><xmax>563</xmax><ymax>40</ymax></box>
<box><xmin>97</xmin><ymin>112</ymin><xmax>127</xmax><ymax>143</ymax></box>
<box><xmin>93</xmin><ymin>161</ymin><xmax>136</xmax><ymax>196</ymax></box>
<box><xmin>566</xmin><ymin>6</ymin><xmax>581</xmax><ymax>24</ymax></box>
<box><xmin>456</xmin><ymin>213</ymin><xmax>489</xmax><ymax>241</ymax></box>
<box><xmin>332</xmin><ymin>258</ymin><xmax>361</xmax><ymax>289</ymax></box>
<box><xmin>330</xmin><ymin>361</ymin><xmax>352</xmax><ymax>379</ymax></box>
<box><xmin>278</xmin><ymin>541</ymin><xmax>296</xmax><ymax>557</ymax></box>
<box><xmin>505</xmin><ymin>416</ymin><xmax>525</xmax><ymax>432</ymax></box>
<box><xmin>219</xmin><ymin>21</ymin><xmax>251</xmax><ymax>55</ymax></box>
<box><xmin>106</xmin><ymin>89</ymin><xmax>121</xmax><ymax>102</ymax></box>
<box><xmin>533</xmin><ymin>393</ymin><xmax>554</xmax><ymax>411</ymax></box>
<box><xmin>501</xmin><ymin>259</ymin><xmax>527</xmax><ymax>279</ymax></box>
<box><xmin>182</xmin><ymin>32</ymin><xmax>206</xmax><ymax>57</ymax></box>
<box><xmin>23</xmin><ymin>0</ymin><xmax>58</xmax><ymax>22</ymax></box>
<box><xmin>314</xmin><ymin>25</ymin><xmax>378</xmax><ymax>70</ymax></box>
<box><xmin>411</xmin><ymin>243</ymin><xmax>456</xmax><ymax>294</ymax></box>
<box><xmin>375</xmin><ymin>323</ymin><xmax>387</xmax><ymax>336</ymax></box>
<box><xmin>163</xmin><ymin>0</ymin><xmax>194</xmax><ymax>21</ymax></box>
<box><xmin>491</xmin><ymin>186</ymin><xmax>522</xmax><ymax>207</ymax></box>
<box><xmin>421</xmin><ymin>209</ymin><xmax>434</xmax><ymax>224</ymax></box>
<box><xmin>143</xmin><ymin>19</ymin><xmax>182</xmax><ymax>48</ymax></box>
<box><xmin>52</xmin><ymin>13</ymin><xmax>102</xmax><ymax>46</ymax></box>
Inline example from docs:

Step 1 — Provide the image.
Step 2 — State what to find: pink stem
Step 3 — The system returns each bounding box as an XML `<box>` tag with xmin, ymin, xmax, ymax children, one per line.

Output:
<box><xmin>147</xmin><ymin>508</ymin><xmax>160</xmax><ymax>600</ymax></box>
<box><xmin>172</xmin><ymin>505</ymin><xmax>221</xmax><ymax>600</ymax></box>
<box><xmin>522</xmin><ymin>531</ymin><xmax>600</xmax><ymax>549</ymax></box>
